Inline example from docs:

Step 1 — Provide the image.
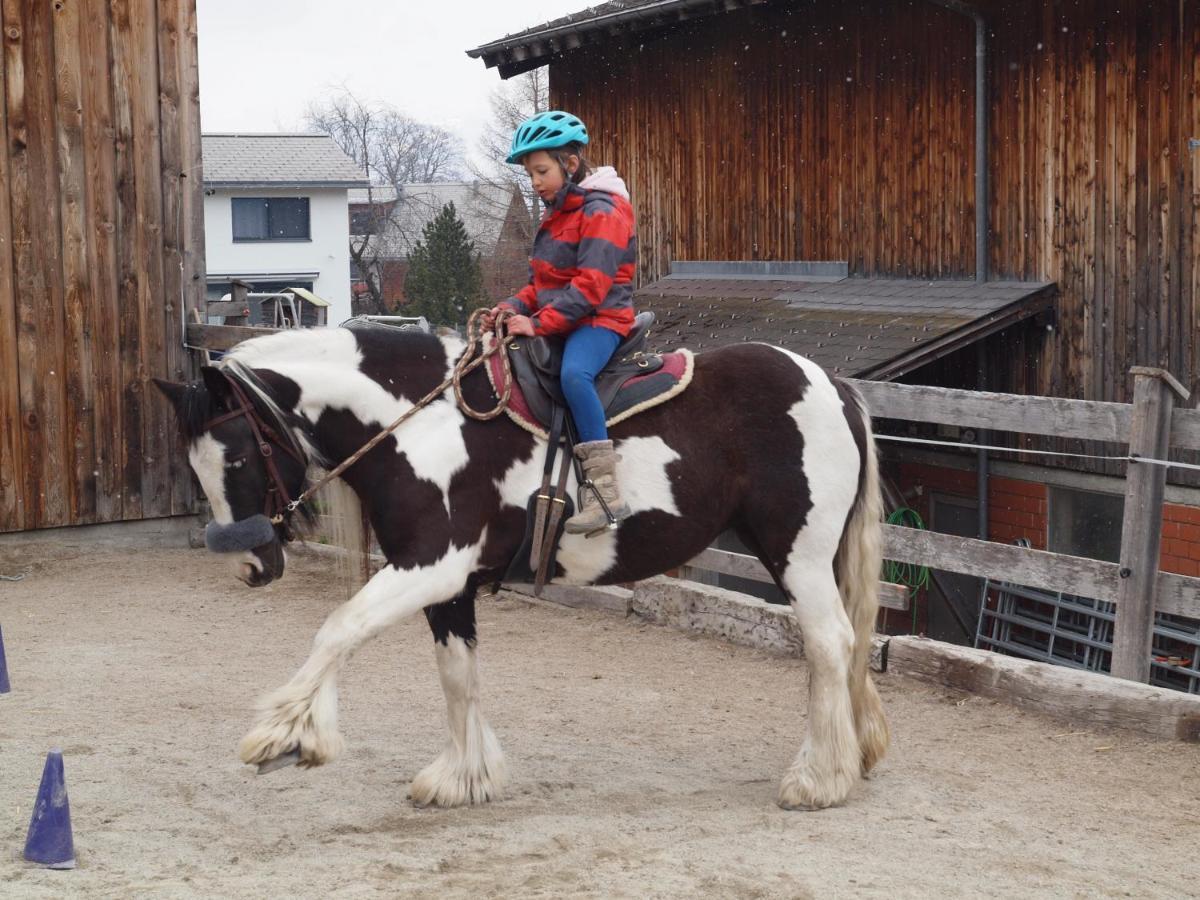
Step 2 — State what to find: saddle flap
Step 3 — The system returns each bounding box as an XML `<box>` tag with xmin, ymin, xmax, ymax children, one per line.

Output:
<box><xmin>527</xmin><ymin>334</ymin><xmax>562</xmax><ymax>374</ymax></box>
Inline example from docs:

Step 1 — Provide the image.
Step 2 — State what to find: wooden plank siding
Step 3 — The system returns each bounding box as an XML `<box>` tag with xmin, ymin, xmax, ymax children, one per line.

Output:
<box><xmin>0</xmin><ymin>0</ymin><xmax>203</xmax><ymax>534</ymax></box>
<box><xmin>0</xmin><ymin>4</ymin><xmax>21</xmax><ymax>531</ymax></box>
<box><xmin>552</xmin><ymin>2</ymin><xmax>977</xmax><ymax>284</ymax></box>
<box><xmin>550</xmin><ymin>0</ymin><xmax>1198</xmax><ymax>477</ymax></box>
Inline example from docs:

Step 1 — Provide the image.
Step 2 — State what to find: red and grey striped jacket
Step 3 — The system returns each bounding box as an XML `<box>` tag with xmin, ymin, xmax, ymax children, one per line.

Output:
<box><xmin>500</xmin><ymin>167</ymin><xmax>637</xmax><ymax>337</ymax></box>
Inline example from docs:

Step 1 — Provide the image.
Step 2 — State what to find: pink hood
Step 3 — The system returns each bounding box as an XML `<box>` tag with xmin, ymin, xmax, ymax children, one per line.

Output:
<box><xmin>579</xmin><ymin>166</ymin><xmax>630</xmax><ymax>200</ymax></box>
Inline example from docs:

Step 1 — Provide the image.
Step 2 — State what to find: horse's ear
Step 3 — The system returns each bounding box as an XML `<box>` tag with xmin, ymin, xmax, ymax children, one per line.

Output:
<box><xmin>200</xmin><ymin>365</ymin><xmax>232</xmax><ymax>406</ymax></box>
<box><xmin>152</xmin><ymin>377</ymin><xmax>188</xmax><ymax>414</ymax></box>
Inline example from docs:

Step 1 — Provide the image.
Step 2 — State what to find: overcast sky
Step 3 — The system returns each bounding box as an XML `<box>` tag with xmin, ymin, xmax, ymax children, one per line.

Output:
<box><xmin>196</xmin><ymin>0</ymin><xmax>585</xmax><ymax>168</ymax></box>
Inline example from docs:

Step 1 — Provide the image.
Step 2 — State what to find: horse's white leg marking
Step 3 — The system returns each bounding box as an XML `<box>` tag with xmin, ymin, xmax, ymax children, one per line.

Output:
<box><xmin>779</xmin><ymin>566</ymin><xmax>860</xmax><ymax>810</ymax></box>
<box><xmin>773</xmin><ymin>349</ymin><xmax>864</xmax><ymax>810</ymax></box>
<box><xmin>409</xmin><ymin>636</ymin><xmax>508</xmax><ymax>807</ymax></box>
<box><xmin>238</xmin><ymin>539</ymin><xmax>485</xmax><ymax>768</ymax></box>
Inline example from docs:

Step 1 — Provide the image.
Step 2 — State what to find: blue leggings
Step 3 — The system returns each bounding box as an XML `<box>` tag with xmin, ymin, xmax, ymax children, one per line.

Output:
<box><xmin>561</xmin><ymin>325</ymin><xmax>622</xmax><ymax>443</ymax></box>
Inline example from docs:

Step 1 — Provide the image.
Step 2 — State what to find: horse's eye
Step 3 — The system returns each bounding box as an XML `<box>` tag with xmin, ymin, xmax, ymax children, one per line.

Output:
<box><xmin>225</xmin><ymin>458</ymin><xmax>246</xmax><ymax>470</ymax></box>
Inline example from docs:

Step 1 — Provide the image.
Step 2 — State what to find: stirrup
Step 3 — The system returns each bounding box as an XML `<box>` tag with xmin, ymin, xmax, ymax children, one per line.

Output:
<box><xmin>584</xmin><ymin>521</ymin><xmax>620</xmax><ymax>539</ymax></box>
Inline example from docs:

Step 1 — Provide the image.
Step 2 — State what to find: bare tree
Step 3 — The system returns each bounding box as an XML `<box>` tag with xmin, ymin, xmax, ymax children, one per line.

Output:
<box><xmin>306</xmin><ymin>90</ymin><xmax>466</xmax><ymax>314</ymax></box>
<box><xmin>467</xmin><ymin>69</ymin><xmax>549</xmax><ymax>235</ymax></box>
<box><xmin>308</xmin><ymin>90</ymin><xmax>464</xmax><ymax>185</ymax></box>
<box><xmin>378</xmin><ymin>115</ymin><xmax>463</xmax><ymax>185</ymax></box>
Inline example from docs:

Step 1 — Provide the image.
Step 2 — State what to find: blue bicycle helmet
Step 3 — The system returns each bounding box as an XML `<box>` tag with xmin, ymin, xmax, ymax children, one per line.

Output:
<box><xmin>506</xmin><ymin>110</ymin><xmax>589</xmax><ymax>164</ymax></box>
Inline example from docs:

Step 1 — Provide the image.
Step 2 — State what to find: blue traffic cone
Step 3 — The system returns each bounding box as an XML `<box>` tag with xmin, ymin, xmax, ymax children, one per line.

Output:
<box><xmin>0</xmin><ymin>623</ymin><xmax>10</xmax><ymax>693</ymax></box>
<box><xmin>23</xmin><ymin>749</ymin><xmax>75</xmax><ymax>869</ymax></box>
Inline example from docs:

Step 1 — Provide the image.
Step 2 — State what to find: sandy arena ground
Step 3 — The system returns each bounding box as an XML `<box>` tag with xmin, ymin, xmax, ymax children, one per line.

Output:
<box><xmin>0</xmin><ymin>539</ymin><xmax>1198</xmax><ymax>899</ymax></box>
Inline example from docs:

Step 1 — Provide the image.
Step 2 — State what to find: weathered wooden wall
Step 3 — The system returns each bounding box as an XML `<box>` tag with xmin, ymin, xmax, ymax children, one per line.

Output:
<box><xmin>987</xmin><ymin>0</ymin><xmax>1198</xmax><ymax>409</ymax></box>
<box><xmin>551</xmin><ymin>0</ymin><xmax>1200</xmax><ymax>407</ymax></box>
<box><xmin>553</xmin><ymin>2</ymin><xmax>978</xmax><ymax>282</ymax></box>
<box><xmin>0</xmin><ymin>0</ymin><xmax>205</xmax><ymax>534</ymax></box>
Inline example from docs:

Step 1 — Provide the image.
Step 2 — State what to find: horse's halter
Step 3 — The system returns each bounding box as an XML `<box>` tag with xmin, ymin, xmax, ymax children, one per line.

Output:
<box><xmin>203</xmin><ymin>372</ymin><xmax>308</xmax><ymax>531</ymax></box>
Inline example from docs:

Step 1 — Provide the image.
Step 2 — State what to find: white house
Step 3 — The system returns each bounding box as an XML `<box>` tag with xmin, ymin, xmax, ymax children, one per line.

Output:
<box><xmin>201</xmin><ymin>133</ymin><xmax>368</xmax><ymax>326</ymax></box>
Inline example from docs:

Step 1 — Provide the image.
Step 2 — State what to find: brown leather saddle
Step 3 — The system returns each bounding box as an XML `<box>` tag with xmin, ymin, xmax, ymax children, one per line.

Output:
<box><xmin>506</xmin><ymin>311</ymin><xmax>661</xmax><ymax>428</ymax></box>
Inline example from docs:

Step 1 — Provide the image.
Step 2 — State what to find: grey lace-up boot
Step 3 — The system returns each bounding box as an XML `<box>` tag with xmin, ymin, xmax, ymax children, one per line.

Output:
<box><xmin>564</xmin><ymin>440</ymin><xmax>632</xmax><ymax>534</ymax></box>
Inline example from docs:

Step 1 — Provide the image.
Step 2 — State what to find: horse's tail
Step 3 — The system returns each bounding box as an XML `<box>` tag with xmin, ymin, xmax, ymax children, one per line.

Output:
<box><xmin>834</xmin><ymin>379</ymin><xmax>889</xmax><ymax>773</ymax></box>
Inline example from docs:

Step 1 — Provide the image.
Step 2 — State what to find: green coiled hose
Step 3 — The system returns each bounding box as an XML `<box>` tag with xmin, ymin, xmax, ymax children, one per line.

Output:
<box><xmin>883</xmin><ymin>507</ymin><xmax>931</xmax><ymax>633</ymax></box>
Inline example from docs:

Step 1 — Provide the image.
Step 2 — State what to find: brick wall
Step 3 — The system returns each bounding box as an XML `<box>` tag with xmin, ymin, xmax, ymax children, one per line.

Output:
<box><xmin>1161</xmin><ymin>504</ymin><xmax>1200</xmax><ymax>577</ymax></box>
<box><xmin>891</xmin><ymin>460</ymin><xmax>1200</xmax><ymax>577</ymax></box>
<box><xmin>987</xmin><ymin>476</ymin><xmax>1048</xmax><ymax>550</ymax></box>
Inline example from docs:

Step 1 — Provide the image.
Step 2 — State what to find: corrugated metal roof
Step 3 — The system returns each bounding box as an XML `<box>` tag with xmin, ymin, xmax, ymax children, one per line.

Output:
<box><xmin>637</xmin><ymin>273</ymin><xmax>1055</xmax><ymax>381</ymax></box>
<box><xmin>202</xmin><ymin>133</ymin><xmax>369</xmax><ymax>188</ymax></box>
<box><xmin>349</xmin><ymin>182</ymin><xmax>526</xmax><ymax>258</ymax></box>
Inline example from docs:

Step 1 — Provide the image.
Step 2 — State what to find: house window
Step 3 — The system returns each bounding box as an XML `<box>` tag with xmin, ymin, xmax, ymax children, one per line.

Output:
<box><xmin>349</xmin><ymin>205</ymin><xmax>378</xmax><ymax>235</ymax></box>
<box><xmin>1048</xmin><ymin>486</ymin><xmax>1124</xmax><ymax>563</ymax></box>
<box><xmin>232</xmin><ymin>197</ymin><xmax>310</xmax><ymax>241</ymax></box>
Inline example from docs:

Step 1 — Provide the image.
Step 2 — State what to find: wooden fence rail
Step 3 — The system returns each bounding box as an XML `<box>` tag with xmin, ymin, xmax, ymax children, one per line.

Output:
<box><xmin>185</xmin><ymin>322</ymin><xmax>279</xmax><ymax>351</ymax></box>
<box><xmin>877</xmin><ymin>525</ymin><xmax>1200</xmax><ymax>620</ymax></box>
<box><xmin>847</xmin><ymin>379</ymin><xmax>1137</xmax><ymax>445</ymax></box>
<box><xmin>847</xmin><ymin>370</ymin><xmax>1200</xmax><ymax>452</ymax></box>
<box><xmin>683</xmin><ymin>548</ymin><xmax>910</xmax><ymax>611</ymax></box>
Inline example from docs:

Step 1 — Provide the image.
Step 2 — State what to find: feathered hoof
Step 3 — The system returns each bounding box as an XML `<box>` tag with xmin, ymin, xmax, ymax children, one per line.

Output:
<box><xmin>238</xmin><ymin>695</ymin><xmax>345</xmax><ymax>770</ymax></box>
<box><xmin>409</xmin><ymin>746</ymin><xmax>508</xmax><ymax>808</ymax></box>
<box><xmin>776</xmin><ymin>763</ymin><xmax>858</xmax><ymax>811</ymax></box>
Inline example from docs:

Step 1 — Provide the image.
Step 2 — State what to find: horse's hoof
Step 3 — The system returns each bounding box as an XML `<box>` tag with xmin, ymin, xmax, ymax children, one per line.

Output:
<box><xmin>777</xmin><ymin>798</ymin><xmax>821</xmax><ymax>812</ymax></box>
<box><xmin>256</xmin><ymin>748</ymin><xmax>302</xmax><ymax>775</ymax></box>
<box><xmin>777</xmin><ymin>765</ymin><xmax>854</xmax><ymax>811</ymax></box>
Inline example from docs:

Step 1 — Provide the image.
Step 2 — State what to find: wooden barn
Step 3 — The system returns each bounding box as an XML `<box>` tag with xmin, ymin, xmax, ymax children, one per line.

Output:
<box><xmin>0</xmin><ymin>0</ymin><xmax>205</xmax><ymax>535</ymax></box>
<box><xmin>471</xmin><ymin>0</ymin><xmax>1200</xmax><ymax>648</ymax></box>
<box><xmin>471</xmin><ymin>0</ymin><xmax>1198</xmax><ymax>404</ymax></box>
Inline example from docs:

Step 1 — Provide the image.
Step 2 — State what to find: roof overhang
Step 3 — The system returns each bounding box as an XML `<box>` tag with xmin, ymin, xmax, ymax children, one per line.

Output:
<box><xmin>637</xmin><ymin>264</ymin><xmax>1057</xmax><ymax>381</ymax></box>
<box><xmin>854</xmin><ymin>287</ymin><xmax>1054</xmax><ymax>381</ymax></box>
<box><xmin>467</xmin><ymin>0</ymin><xmax>769</xmax><ymax>78</ymax></box>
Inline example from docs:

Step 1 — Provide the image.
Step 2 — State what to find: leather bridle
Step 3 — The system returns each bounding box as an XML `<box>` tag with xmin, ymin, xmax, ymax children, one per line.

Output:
<box><xmin>203</xmin><ymin>372</ymin><xmax>308</xmax><ymax>530</ymax></box>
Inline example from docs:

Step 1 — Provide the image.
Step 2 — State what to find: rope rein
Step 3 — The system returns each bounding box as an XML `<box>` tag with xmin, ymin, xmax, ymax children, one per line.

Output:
<box><xmin>281</xmin><ymin>309</ymin><xmax>515</xmax><ymax>517</ymax></box>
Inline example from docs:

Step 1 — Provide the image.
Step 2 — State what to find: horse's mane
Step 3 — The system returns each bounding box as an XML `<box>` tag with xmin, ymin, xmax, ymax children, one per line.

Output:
<box><xmin>227</xmin><ymin>319</ymin><xmax>450</xmax><ymax>370</ymax></box>
<box><xmin>173</xmin><ymin>329</ymin><xmax>323</xmax><ymax>465</ymax></box>
<box><xmin>218</xmin><ymin>357</ymin><xmax>321</xmax><ymax>466</ymax></box>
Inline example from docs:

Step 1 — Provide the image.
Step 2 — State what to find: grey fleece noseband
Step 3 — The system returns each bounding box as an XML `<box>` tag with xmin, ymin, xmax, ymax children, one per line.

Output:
<box><xmin>205</xmin><ymin>515</ymin><xmax>277</xmax><ymax>553</ymax></box>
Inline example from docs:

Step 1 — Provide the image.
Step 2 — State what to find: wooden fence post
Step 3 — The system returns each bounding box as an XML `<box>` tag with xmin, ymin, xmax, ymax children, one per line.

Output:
<box><xmin>1111</xmin><ymin>367</ymin><xmax>1190</xmax><ymax>682</ymax></box>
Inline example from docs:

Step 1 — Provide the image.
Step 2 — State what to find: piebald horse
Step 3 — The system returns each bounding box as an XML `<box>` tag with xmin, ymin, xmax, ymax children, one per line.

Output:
<box><xmin>154</xmin><ymin>322</ymin><xmax>888</xmax><ymax>810</ymax></box>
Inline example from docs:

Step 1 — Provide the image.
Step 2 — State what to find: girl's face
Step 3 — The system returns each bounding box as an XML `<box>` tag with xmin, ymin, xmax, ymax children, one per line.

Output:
<box><xmin>522</xmin><ymin>150</ymin><xmax>578</xmax><ymax>202</ymax></box>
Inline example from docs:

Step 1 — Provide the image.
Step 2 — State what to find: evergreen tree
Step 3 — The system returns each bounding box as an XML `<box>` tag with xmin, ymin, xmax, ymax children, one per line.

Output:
<box><xmin>403</xmin><ymin>202</ymin><xmax>485</xmax><ymax>328</ymax></box>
